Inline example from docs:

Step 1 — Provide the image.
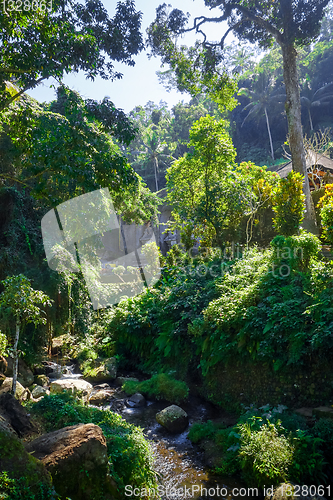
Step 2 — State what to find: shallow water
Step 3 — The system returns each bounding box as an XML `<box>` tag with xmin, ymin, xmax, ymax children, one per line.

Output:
<box><xmin>107</xmin><ymin>391</ymin><xmax>253</xmax><ymax>500</ymax></box>
<box><xmin>49</xmin><ymin>360</ymin><xmax>254</xmax><ymax>499</ymax></box>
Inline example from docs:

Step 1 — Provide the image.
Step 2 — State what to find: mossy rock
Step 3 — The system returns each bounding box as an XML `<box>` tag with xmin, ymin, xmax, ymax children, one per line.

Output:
<box><xmin>156</xmin><ymin>405</ymin><xmax>189</xmax><ymax>433</ymax></box>
<box><xmin>26</xmin><ymin>423</ymin><xmax>116</xmax><ymax>500</ymax></box>
<box><xmin>0</xmin><ymin>428</ymin><xmax>53</xmax><ymax>499</ymax></box>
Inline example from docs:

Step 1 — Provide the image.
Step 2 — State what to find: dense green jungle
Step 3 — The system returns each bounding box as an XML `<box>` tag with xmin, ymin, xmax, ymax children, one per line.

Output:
<box><xmin>2</xmin><ymin>1</ymin><xmax>333</xmax><ymax>499</ymax></box>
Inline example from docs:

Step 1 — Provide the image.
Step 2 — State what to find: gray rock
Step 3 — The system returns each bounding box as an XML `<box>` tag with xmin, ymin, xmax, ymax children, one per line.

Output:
<box><xmin>34</xmin><ymin>374</ymin><xmax>50</xmax><ymax>387</ymax></box>
<box><xmin>313</xmin><ymin>406</ymin><xmax>333</xmax><ymax>419</ymax></box>
<box><xmin>32</xmin><ymin>385</ymin><xmax>48</xmax><ymax>399</ymax></box>
<box><xmin>126</xmin><ymin>393</ymin><xmax>146</xmax><ymax>408</ymax></box>
<box><xmin>50</xmin><ymin>379</ymin><xmax>93</xmax><ymax>403</ymax></box>
<box><xmin>89</xmin><ymin>390</ymin><xmax>113</xmax><ymax>406</ymax></box>
<box><xmin>0</xmin><ymin>378</ymin><xmax>27</xmax><ymax>401</ymax></box>
<box><xmin>85</xmin><ymin>358</ymin><xmax>117</xmax><ymax>383</ymax></box>
<box><xmin>93</xmin><ymin>383</ymin><xmax>111</xmax><ymax>391</ymax></box>
<box><xmin>156</xmin><ymin>405</ymin><xmax>189</xmax><ymax>433</ymax></box>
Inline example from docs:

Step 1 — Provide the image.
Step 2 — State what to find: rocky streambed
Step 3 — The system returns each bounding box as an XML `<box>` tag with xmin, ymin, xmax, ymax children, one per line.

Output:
<box><xmin>87</xmin><ymin>377</ymin><xmax>250</xmax><ymax>500</ymax></box>
<box><xmin>0</xmin><ymin>357</ymin><xmax>253</xmax><ymax>499</ymax></box>
<box><xmin>35</xmin><ymin>359</ymin><xmax>252</xmax><ymax>499</ymax></box>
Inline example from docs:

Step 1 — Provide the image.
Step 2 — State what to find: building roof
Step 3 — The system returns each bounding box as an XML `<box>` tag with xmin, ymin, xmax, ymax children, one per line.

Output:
<box><xmin>268</xmin><ymin>149</ymin><xmax>333</xmax><ymax>179</ymax></box>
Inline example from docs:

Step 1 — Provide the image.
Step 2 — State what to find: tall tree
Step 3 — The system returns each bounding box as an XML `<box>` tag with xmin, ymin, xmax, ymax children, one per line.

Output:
<box><xmin>147</xmin><ymin>0</ymin><xmax>331</xmax><ymax>230</ymax></box>
<box><xmin>125</xmin><ymin>102</ymin><xmax>176</xmax><ymax>191</ymax></box>
<box><xmin>240</xmin><ymin>73</ymin><xmax>285</xmax><ymax>160</ymax></box>
<box><xmin>0</xmin><ymin>0</ymin><xmax>143</xmax><ymax>111</ymax></box>
<box><xmin>0</xmin><ymin>275</ymin><xmax>52</xmax><ymax>397</ymax></box>
<box><xmin>167</xmin><ymin>115</ymin><xmax>252</xmax><ymax>247</ymax></box>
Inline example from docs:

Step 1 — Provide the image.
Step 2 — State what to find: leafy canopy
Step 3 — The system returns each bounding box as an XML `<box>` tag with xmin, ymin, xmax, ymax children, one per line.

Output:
<box><xmin>166</xmin><ymin>115</ymin><xmax>252</xmax><ymax>246</ymax></box>
<box><xmin>0</xmin><ymin>274</ymin><xmax>52</xmax><ymax>324</ymax></box>
<box><xmin>0</xmin><ymin>0</ymin><xmax>144</xmax><ymax>110</ymax></box>
<box><xmin>1</xmin><ymin>86</ymin><xmax>159</xmax><ymax>222</ymax></box>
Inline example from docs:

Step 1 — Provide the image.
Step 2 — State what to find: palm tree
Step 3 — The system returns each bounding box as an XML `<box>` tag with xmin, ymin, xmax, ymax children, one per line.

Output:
<box><xmin>140</xmin><ymin>126</ymin><xmax>166</xmax><ymax>192</ymax></box>
<box><xmin>301</xmin><ymin>82</ymin><xmax>333</xmax><ymax>131</ymax></box>
<box><xmin>240</xmin><ymin>74</ymin><xmax>285</xmax><ymax>160</ymax></box>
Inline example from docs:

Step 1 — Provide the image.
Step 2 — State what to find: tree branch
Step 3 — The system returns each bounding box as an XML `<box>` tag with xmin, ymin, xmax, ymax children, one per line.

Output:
<box><xmin>184</xmin><ymin>1</ymin><xmax>282</xmax><ymax>46</ymax></box>
<box><xmin>0</xmin><ymin>76</ymin><xmax>48</xmax><ymax>112</ymax></box>
<box><xmin>1</xmin><ymin>68</ymin><xmax>37</xmax><ymax>74</ymax></box>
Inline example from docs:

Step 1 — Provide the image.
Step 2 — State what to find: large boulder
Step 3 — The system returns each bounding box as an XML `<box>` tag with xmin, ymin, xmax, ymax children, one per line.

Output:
<box><xmin>5</xmin><ymin>357</ymin><xmax>34</xmax><ymax>387</ymax></box>
<box><xmin>0</xmin><ymin>377</ymin><xmax>28</xmax><ymax>401</ymax></box>
<box><xmin>26</xmin><ymin>423</ymin><xmax>116</xmax><ymax>500</ymax></box>
<box><xmin>0</xmin><ymin>413</ymin><xmax>15</xmax><ymax>435</ymax></box>
<box><xmin>156</xmin><ymin>405</ymin><xmax>189</xmax><ymax>433</ymax></box>
<box><xmin>0</xmin><ymin>393</ymin><xmax>35</xmax><ymax>437</ymax></box>
<box><xmin>85</xmin><ymin>358</ymin><xmax>117</xmax><ymax>383</ymax></box>
<box><xmin>0</xmin><ymin>427</ymin><xmax>53</xmax><ymax>498</ymax></box>
<box><xmin>50</xmin><ymin>378</ymin><xmax>93</xmax><ymax>403</ymax></box>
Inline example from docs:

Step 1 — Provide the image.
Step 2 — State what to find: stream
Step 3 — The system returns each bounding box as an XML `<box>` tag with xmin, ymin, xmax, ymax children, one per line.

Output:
<box><xmin>47</xmin><ymin>361</ymin><xmax>253</xmax><ymax>500</ymax></box>
<box><xmin>103</xmin><ymin>382</ymin><xmax>252</xmax><ymax>500</ymax></box>
<box><xmin>115</xmin><ymin>395</ymin><xmax>250</xmax><ymax>500</ymax></box>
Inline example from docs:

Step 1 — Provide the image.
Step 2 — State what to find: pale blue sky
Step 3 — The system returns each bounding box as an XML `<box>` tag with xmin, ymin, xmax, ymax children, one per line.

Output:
<box><xmin>27</xmin><ymin>0</ymin><xmax>232</xmax><ymax>113</ymax></box>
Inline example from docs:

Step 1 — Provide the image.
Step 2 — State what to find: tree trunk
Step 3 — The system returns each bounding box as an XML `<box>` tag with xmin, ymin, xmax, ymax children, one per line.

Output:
<box><xmin>264</xmin><ymin>107</ymin><xmax>274</xmax><ymax>160</ymax></box>
<box><xmin>308</xmin><ymin>108</ymin><xmax>314</xmax><ymax>131</ymax></box>
<box><xmin>118</xmin><ymin>216</ymin><xmax>128</xmax><ymax>255</ymax></box>
<box><xmin>153</xmin><ymin>156</ymin><xmax>159</xmax><ymax>192</ymax></box>
<box><xmin>281</xmin><ymin>43</ymin><xmax>317</xmax><ymax>231</ymax></box>
<box><xmin>12</xmin><ymin>317</ymin><xmax>20</xmax><ymax>397</ymax></box>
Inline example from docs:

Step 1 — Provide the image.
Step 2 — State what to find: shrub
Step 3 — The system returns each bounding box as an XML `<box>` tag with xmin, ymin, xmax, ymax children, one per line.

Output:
<box><xmin>272</xmin><ymin>171</ymin><xmax>305</xmax><ymax>236</ymax></box>
<box><xmin>0</xmin><ymin>471</ymin><xmax>55</xmax><ymax>500</ymax></box>
<box><xmin>320</xmin><ymin>202</ymin><xmax>333</xmax><ymax>245</ymax></box>
<box><xmin>271</xmin><ymin>230</ymin><xmax>321</xmax><ymax>270</ymax></box>
<box><xmin>141</xmin><ymin>241</ymin><xmax>162</xmax><ymax>273</ymax></box>
<box><xmin>238</xmin><ymin>421</ymin><xmax>293</xmax><ymax>487</ymax></box>
<box><xmin>122</xmin><ymin>373</ymin><xmax>189</xmax><ymax>404</ymax></box>
<box><xmin>317</xmin><ymin>183</ymin><xmax>333</xmax><ymax>210</ymax></box>
<box><xmin>187</xmin><ymin>420</ymin><xmax>217</xmax><ymax>443</ymax></box>
<box><xmin>0</xmin><ymin>331</ymin><xmax>7</xmax><ymax>357</ymax></box>
<box><xmin>312</xmin><ymin>418</ymin><xmax>333</xmax><ymax>478</ymax></box>
<box><xmin>31</xmin><ymin>394</ymin><xmax>158</xmax><ymax>497</ymax></box>
<box><xmin>289</xmin><ymin>430</ymin><xmax>326</xmax><ymax>484</ymax></box>
<box><xmin>165</xmin><ymin>244</ymin><xmax>184</xmax><ymax>267</ymax></box>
